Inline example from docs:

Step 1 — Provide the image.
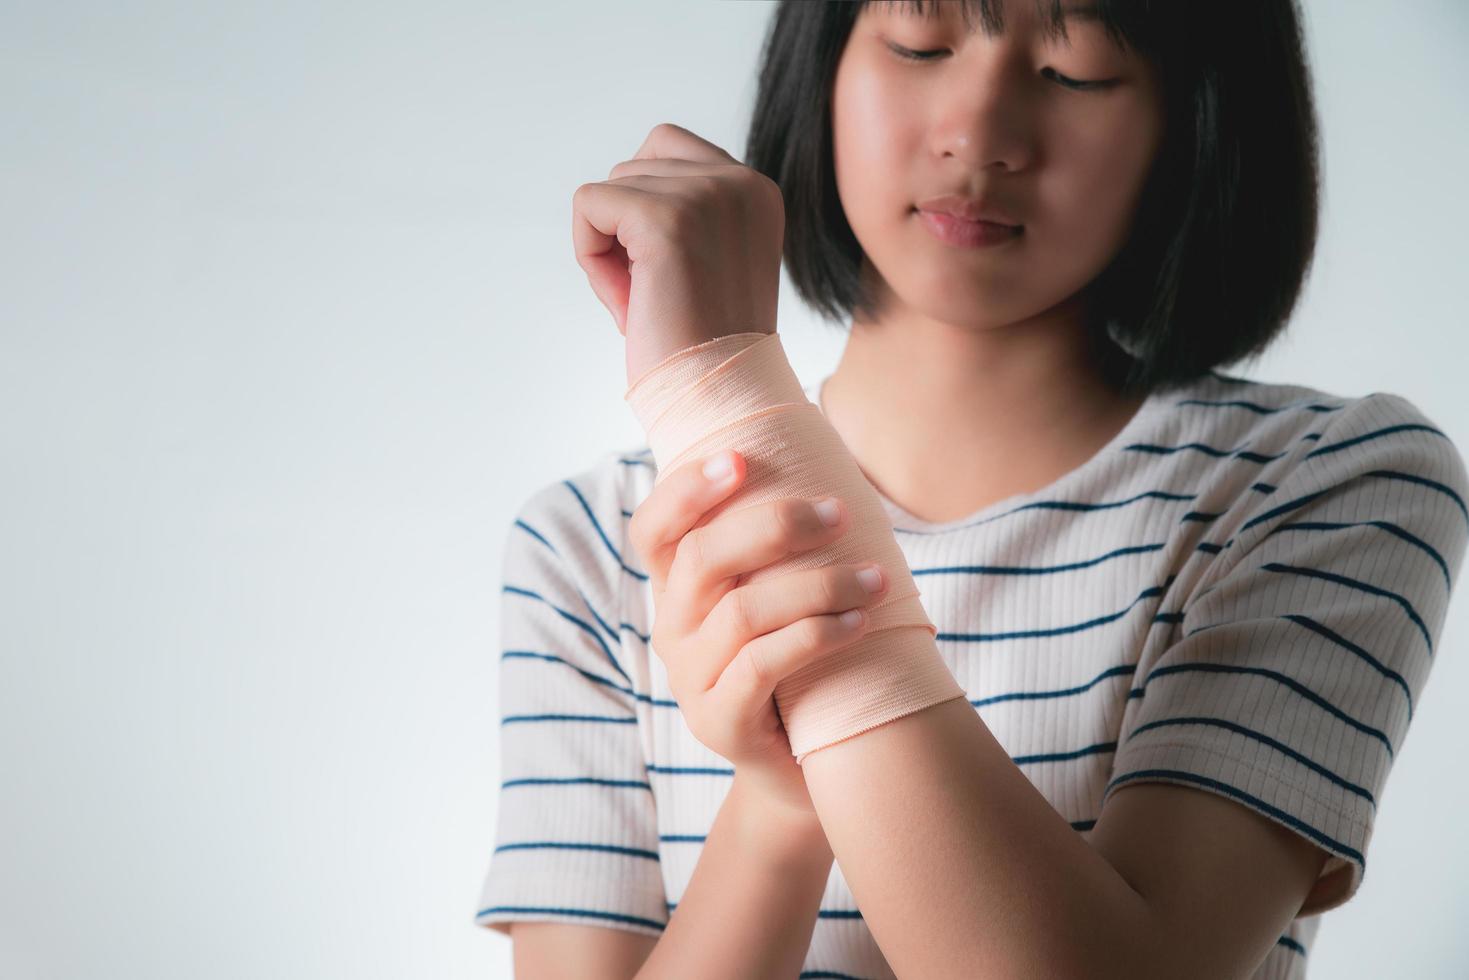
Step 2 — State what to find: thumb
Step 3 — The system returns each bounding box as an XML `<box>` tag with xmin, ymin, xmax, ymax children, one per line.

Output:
<box><xmin>579</xmin><ymin>245</ymin><xmax>631</xmax><ymax>335</ymax></box>
<box><xmin>571</xmin><ymin>185</ymin><xmax>633</xmax><ymax>335</ymax></box>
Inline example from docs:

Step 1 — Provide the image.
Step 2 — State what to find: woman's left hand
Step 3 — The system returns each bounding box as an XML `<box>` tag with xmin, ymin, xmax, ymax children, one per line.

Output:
<box><xmin>628</xmin><ymin>449</ymin><xmax>888</xmax><ymax>822</ymax></box>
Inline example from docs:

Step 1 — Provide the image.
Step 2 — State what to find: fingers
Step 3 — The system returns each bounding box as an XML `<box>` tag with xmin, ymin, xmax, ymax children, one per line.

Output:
<box><xmin>571</xmin><ymin>179</ymin><xmax>661</xmax><ymax>333</ymax></box>
<box><xmin>665</xmin><ymin>495</ymin><xmax>849</xmax><ymax>622</ymax></box>
<box><xmin>630</xmin><ymin>122</ymin><xmax>741</xmax><ymax>166</ymax></box>
<box><xmin>705</xmin><ymin>585</ymin><xmax>879</xmax><ymax>716</ymax></box>
<box><xmin>607</xmin><ymin>157</ymin><xmax>748</xmax><ymax>183</ymax></box>
<box><xmin>685</xmin><ymin>561</ymin><xmax>888</xmax><ymax>692</ymax></box>
<box><xmin>629</xmin><ymin>450</ymin><xmax>747</xmax><ymax>605</ymax></box>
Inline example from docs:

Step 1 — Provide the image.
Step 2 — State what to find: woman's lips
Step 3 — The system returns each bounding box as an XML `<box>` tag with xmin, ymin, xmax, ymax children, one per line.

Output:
<box><xmin>916</xmin><ymin>208</ymin><xmax>1023</xmax><ymax>248</ymax></box>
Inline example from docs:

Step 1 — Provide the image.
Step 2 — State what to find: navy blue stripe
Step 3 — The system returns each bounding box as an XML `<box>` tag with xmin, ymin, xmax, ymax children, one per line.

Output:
<box><xmin>1013</xmin><ymin>740</ymin><xmax>1116</xmax><ymax>766</ymax></box>
<box><xmin>664</xmin><ymin>900</ymin><xmax>867</xmax><ymax>921</ymax></box>
<box><xmin>971</xmin><ymin>663</ymin><xmax>1136</xmax><ymax>708</ymax></box>
<box><xmin>1239</xmin><ymin>486</ymin><xmax>1327</xmax><ymax>533</ymax></box>
<box><xmin>1104</xmin><ymin>768</ymin><xmax>1364</xmax><ymax>867</ymax></box>
<box><xmin>1134</xmin><ymin>661</ymin><xmax>1394</xmax><ymax>759</ymax></box>
<box><xmin>513</xmin><ymin>517</ymin><xmax>556</xmax><ymax>554</ymax></box>
<box><xmin>1278</xmin><ymin>934</ymin><xmax>1308</xmax><ymax>956</ymax></box>
<box><xmin>938</xmin><ymin>582</ymin><xmax>1168</xmax><ymax>642</ymax></box>
<box><xmin>505</xmin><ymin>648</ymin><xmax>671</xmax><ymax>708</ymax></box>
<box><xmin>1271</xmin><ymin>518</ymin><xmax>1453</xmax><ymax>589</ymax></box>
<box><xmin>1367</xmin><ymin>469</ymin><xmax>1469</xmax><ymax>526</ymax></box>
<box><xmin>502</xmin><ymin>584</ymin><xmax>630</xmax><ymax>682</ymax></box>
<box><xmin>502</xmin><ymin>777</ymin><xmax>652</xmax><ymax>791</ymax></box>
<box><xmin>510</xmin><ymin>516</ymin><xmax>626</xmax><ymax>648</ymax></box>
<box><xmin>1305</xmin><ymin>422</ymin><xmax>1448</xmax><ymax>460</ymax></box>
<box><xmin>1261</xmin><ymin>561</ymin><xmax>1433</xmax><ymax>656</ymax></box>
<box><xmin>647</xmin><ymin>762</ymin><xmax>736</xmax><ymax>777</ymax></box>
<box><xmin>913</xmin><ymin>543</ymin><xmax>1163</xmax><ymax>579</ymax></box>
<box><xmin>1125</xmin><ymin>716</ymin><xmax>1375</xmax><ymax>807</ymax></box>
<box><xmin>562</xmin><ymin>478</ymin><xmax>649</xmax><ymax>582</ymax></box>
<box><xmin>1125</xmin><ymin>440</ymin><xmax>1290</xmax><ymax>464</ymax></box>
<box><xmin>501</xmin><ymin>650</ymin><xmax>638</xmax><ymax>705</ymax></box>
<box><xmin>477</xmin><ymin>904</ymin><xmax>665</xmax><ymax>931</ymax></box>
<box><xmin>644</xmin><ymin>735</ymin><xmax>1120</xmax><ymax>778</ymax></box>
<box><xmin>1284</xmin><ymin>614</ymin><xmax>1414</xmax><ymax>719</ymax></box>
<box><xmin>659</xmin><ymin>834</ymin><xmax>706</xmax><ymax>843</ymax></box>
<box><xmin>1173</xmin><ymin>398</ymin><xmax>1343</xmax><ymax>415</ymax></box>
<box><xmin>800</xmin><ymin>972</ymin><xmax>872</xmax><ymax>980</ymax></box>
<box><xmin>502</xmin><ymin>713</ymin><xmax>638</xmax><ymax>726</ymax></box>
<box><xmin>892</xmin><ymin>490</ymin><xmax>1197</xmax><ymax>537</ymax></box>
<box><xmin>494</xmin><ymin>841</ymin><xmax>660</xmax><ymax>860</ymax></box>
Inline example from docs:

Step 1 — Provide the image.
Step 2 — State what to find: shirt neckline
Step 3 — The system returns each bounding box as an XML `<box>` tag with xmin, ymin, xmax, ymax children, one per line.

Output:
<box><xmin>809</xmin><ymin>372</ymin><xmax>1173</xmax><ymax>535</ymax></box>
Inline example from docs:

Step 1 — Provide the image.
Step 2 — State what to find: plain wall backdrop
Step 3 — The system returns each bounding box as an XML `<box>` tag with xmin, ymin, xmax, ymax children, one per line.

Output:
<box><xmin>2</xmin><ymin>1</ymin><xmax>1467</xmax><ymax>977</ymax></box>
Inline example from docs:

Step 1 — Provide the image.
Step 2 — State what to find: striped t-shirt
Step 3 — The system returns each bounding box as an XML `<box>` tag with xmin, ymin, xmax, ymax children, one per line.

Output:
<box><xmin>474</xmin><ymin>368</ymin><xmax>1468</xmax><ymax>979</ymax></box>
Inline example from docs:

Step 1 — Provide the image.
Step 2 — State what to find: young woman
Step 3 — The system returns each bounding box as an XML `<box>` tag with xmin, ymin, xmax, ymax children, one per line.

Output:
<box><xmin>476</xmin><ymin>2</ymin><xmax>1469</xmax><ymax>977</ymax></box>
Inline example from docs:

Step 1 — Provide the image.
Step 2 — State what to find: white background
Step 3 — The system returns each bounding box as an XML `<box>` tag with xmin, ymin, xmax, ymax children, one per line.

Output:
<box><xmin>2</xmin><ymin>1</ymin><xmax>1466</xmax><ymax>977</ymax></box>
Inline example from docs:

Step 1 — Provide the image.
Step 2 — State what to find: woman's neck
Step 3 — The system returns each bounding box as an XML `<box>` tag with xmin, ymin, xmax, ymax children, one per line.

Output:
<box><xmin>818</xmin><ymin>310</ymin><xmax>1147</xmax><ymax>526</ymax></box>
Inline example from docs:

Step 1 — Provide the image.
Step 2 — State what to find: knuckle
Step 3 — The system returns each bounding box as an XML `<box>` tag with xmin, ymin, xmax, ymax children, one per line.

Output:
<box><xmin>773</xmin><ymin>497</ymin><xmax>810</xmax><ymax>541</ymax></box>
<box><xmin>664</xmin><ymin>198</ymin><xmax>702</xmax><ymax>238</ymax></box>
<box><xmin>723</xmin><ymin>588</ymin><xmax>756</xmax><ymax>639</ymax></box>
<box><xmin>798</xmin><ymin>616</ymin><xmax>830</xmax><ymax>652</ymax></box>
<box><xmin>821</xmin><ymin>566</ymin><xmax>850</xmax><ymax>608</ymax></box>
<box><xmin>645</xmin><ymin>202</ymin><xmax>684</xmax><ymax>244</ymax></box>
<box><xmin>626</xmin><ymin>507</ymin><xmax>649</xmax><ymax>552</ymax></box>
<box><xmin>742</xmin><ymin>643</ymin><xmax>772</xmax><ymax>689</ymax></box>
<box><xmin>674</xmin><ymin>527</ymin><xmax>708</xmax><ymax>577</ymax></box>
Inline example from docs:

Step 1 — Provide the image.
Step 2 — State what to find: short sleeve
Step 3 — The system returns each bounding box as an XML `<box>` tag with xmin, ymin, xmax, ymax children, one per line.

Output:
<box><xmin>473</xmin><ymin>467</ymin><xmax>669</xmax><ymax>938</ymax></box>
<box><xmin>1103</xmin><ymin>392</ymin><xmax>1469</xmax><ymax>915</ymax></box>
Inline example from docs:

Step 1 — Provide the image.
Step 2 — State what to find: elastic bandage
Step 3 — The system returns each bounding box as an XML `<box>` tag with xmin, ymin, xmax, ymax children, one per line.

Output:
<box><xmin>624</xmin><ymin>331</ymin><xmax>966</xmax><ymax>763</ymax></box>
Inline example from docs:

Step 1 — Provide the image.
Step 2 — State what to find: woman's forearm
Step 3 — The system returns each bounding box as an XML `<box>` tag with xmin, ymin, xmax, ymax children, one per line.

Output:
<box><xmin>635</xmin><ymin>776</ymin><xmax>834</xmax><ymax>980</ymax></box>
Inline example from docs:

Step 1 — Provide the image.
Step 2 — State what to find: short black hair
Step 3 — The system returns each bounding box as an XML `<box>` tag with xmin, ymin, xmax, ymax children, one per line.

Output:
<box><xmin>742</xmin><ymin>0</ymin><xmax>1322</xmax><ymax>396</ymax></box>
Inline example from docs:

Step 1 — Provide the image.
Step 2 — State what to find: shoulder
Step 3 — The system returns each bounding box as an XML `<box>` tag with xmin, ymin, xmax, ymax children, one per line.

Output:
<box><xmin>505</xmin><ymin>442</ymin><xmax>655</xmax><ymax>595</ymax></box>
<box><xmin>1166</xmin><ymin>372</ymin><xmax>1467</xmax><ymax>500</ymax></box>
<box><xmin>1242</xmin><ymin>379</ymin><xmax>1465</xmax><ymax>500</ymax></box>
<box><xmin>1176</xmin><ymin>376</ymin><xmax>1469</xmax><ymax>608</ymax></box>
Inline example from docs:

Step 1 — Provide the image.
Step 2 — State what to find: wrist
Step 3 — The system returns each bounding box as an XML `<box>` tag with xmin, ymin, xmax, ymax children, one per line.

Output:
<box><xmin>728</xmin><ymin>775</ymin><xmax>833</xmax><ymax>870</ymax></box>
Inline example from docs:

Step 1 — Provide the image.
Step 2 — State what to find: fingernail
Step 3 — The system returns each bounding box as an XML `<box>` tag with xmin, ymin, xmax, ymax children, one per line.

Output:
<box><xmin>839</xmin><ymin>608</ymin><xmax>864</xmax><ymax>629</ymax></box>
<box><xmin>857</xmin><ymin>565</ymin><xmax>884</xmax><ymax>593</ymax></box>
<box><xmin>815</xmin><ymin>497</ymin><xmax>841</xmax><ymax>526</ymax></box>
<box><xmin>702</xmin><ymin>452</ymin><xmax>734</xmax><ymax>483</ymax></box>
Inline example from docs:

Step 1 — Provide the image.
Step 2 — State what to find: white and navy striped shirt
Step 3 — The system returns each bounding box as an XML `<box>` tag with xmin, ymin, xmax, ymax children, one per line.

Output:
<box><xmin>475</xmin><ymin>369</ymin><xmax>1468</xmax><ymax>979</ymax></box>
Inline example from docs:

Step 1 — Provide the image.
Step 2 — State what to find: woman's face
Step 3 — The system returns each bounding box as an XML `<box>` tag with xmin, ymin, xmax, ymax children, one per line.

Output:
<box><xmin>831</xmin><ymin>0</ymin><xmax>1166</xmax><ymax>331</ymax></box>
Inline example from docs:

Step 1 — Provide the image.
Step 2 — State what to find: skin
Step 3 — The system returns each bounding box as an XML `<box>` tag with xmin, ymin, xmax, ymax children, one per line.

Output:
<box><xmin>515</xmin><ymin>2</ymin><xmax>1332</xmax><ymax>975</ymax></box>
<box><xmin>822</xmin><ymin>0</ymin><xmax>1163</xmax><ymax>523</ymax></box>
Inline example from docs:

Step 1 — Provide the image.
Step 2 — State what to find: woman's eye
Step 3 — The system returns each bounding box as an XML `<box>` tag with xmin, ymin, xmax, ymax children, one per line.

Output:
<box><xmin>886</xmin><ymin>43</ymin><xmax>1114</xmax><ymax>91</ymax></box>
<box><xmin>1040</xmin><ymin>67</ymin><xmax>1113</xmax><ymax>91</ymax></box>
<box><xmin>886</xmin><ymin>41</ymin><xmax>945</xmax><ymax>62</ymax></box>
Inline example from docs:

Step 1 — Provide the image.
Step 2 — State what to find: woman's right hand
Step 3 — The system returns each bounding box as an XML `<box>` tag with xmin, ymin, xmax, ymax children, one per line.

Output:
<box><xmin>627</xmin><ymin>449</ymin><xmax>890</xmax><ymax>823</ymax></box>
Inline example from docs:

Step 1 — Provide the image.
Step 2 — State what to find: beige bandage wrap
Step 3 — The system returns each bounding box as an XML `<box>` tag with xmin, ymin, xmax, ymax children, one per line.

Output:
<box><xmin>624</xmin><ymin>331</ymin><xmax>966</xmax><ymax>763</ymax></box>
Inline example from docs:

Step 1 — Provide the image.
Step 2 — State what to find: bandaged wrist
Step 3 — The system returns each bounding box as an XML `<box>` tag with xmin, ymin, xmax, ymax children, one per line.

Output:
<box><xmin>624</xmin><ymin>331</ymin><xmax>966</xmax><ymax>762</ymax></box>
